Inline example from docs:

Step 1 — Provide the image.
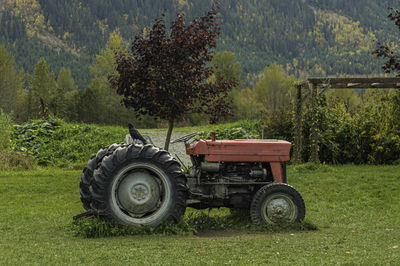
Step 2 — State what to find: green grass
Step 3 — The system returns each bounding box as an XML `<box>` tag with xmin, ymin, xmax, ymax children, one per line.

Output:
<box><xmin>1</xmin><ymin>165</ymin><xmax>400</xmax><ymax>265</ymax></box>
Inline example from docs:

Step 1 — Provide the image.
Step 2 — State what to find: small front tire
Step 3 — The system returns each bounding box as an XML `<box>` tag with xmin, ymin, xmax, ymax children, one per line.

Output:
<box><xmin>250</xmin><ymin>183</ymin><xmax>305</xmax><ymax>224</ymax></box>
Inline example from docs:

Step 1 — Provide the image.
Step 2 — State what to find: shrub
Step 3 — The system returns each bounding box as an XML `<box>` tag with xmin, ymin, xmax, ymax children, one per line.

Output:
<box><xmin>0</xmin><ymin>151</ymin><xmax>36</xmax><ymax>170</ymax></box>
<box><xmin>11</xmin><ymin>118</ymin><xmax>127</xmax><ymax>166</ymax></box>
<box><xmin>11</xmin><ymin>118</ymin><xmax>61</xmax><ymax>165</ymax></box>
<box><xmin>199</xmin><ymin>120</ymin><xmax>260</xmax><ymax>140</ymax></box>
<box><xmin>0</xmin><ymin>109</ymin><xmax>12</xmax><ymax>151</ymax></box>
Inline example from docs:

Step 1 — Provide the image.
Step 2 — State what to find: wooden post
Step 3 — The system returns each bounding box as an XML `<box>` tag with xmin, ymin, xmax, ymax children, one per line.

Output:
<box><xmin>309</xmin><ymin>83</ymin><xmax>319</xmax><ymax>163</ymax></box>
<box><xmin>293</xmin><ymin>83</ymin><xmax>303</xmax><ymax>163</ymax></box>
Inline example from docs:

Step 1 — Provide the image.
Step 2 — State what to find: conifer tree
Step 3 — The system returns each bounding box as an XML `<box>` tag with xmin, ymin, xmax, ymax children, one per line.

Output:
<box><xmin>0</xmin><ymin>45</ymin><xmax>25</xmax><ymax>114</ymax></box>
<box><xmin>29</xmin><ymin>58</ymin><xmax>56</xmax><ymax>118</ymax></box>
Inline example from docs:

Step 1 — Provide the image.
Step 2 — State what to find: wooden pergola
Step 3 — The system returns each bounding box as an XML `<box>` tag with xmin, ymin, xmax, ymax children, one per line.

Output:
<box><xmin>292</xmin><ymin>77</ymin><xmax>400</xmax><ymax>163</ymax></box>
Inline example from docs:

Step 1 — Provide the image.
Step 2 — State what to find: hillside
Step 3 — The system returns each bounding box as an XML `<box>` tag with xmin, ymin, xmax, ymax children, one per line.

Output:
<box><xmin>0</xmin><ymin>0</ymin><xmax>399</xmax><ymax>88</ymax></box>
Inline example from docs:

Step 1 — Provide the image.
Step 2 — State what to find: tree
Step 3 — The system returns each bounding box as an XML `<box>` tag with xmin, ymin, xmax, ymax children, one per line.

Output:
<box><xmin>0</xmin><ymin>45</ymin><xmax>25</xmax><ymax>114</ymax></box>
<box><xmin>54</xmin><ymin>67</ymin><xmax>78</xmax><ymax>119</ymax></box>
<box><xmin>233</xmin><ymin>87</ymin><xmax>262</xmax><ymax>120</ymax></box>
<box><xmin>29</xmin><ymin>58</ymin><xmax>56</xmax><ymax>118</ymax></box>
<box><xmin>373</xmin><ymin>7</ymin><xmax>400</xmax><ymax>75</ymax></box>
<box><xmin>254</xmin><ymin>63</ymin><xmax>296</xmax><ymax>117</ymax></box>
<box><xmin>211</xmin><ymin>51</ymin><xmax>241</xmax><ymax>83</ymax></box>
<box><xmin>110</xmin><ymin>5</ymin><xmax>237</xmax><ymax>150</ymax></box>
<box><xmin>86</xmin><ymin>30</ymin><xmax>133</xmax><ymax>125</ymax></box>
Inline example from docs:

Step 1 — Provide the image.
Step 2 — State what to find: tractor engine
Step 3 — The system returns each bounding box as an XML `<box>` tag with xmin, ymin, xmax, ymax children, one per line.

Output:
<box><xmin>201</xmin><ymin>162</ymin><xmax>269</xmax><ymax>182</ymax></box>
<box><xmin>185</xmin><ymin>159</ymin><xmax>274</xmax><ymax>209</ymax></box>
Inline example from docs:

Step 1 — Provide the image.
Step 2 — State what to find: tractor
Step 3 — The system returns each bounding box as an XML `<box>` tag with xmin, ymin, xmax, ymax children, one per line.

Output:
<box><xmin>79</xmin><ymin>131</ymin><xmax>305</xmax><ymax>226</ymax></box>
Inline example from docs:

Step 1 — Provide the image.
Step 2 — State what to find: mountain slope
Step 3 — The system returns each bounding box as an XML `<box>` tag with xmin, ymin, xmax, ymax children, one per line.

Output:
<box><xmin>0</xmin><ymin>0</ymin><xmax>398</xmax><ymax>88</ymax></box>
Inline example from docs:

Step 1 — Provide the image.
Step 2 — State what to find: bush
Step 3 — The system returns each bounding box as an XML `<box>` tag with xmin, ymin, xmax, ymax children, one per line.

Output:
<box><xmin>11</xmin><ymin>118</ymin><xmax>127</xmax><ymax>166</ymax></box>
<box><xmin>0</xmin><ymin>109</ymin><xmax>12</xmax><ymax>151</ymax></box>
<box><xmin>0</xmin><ymin>151</ymin><xmax>36</xmax><ymax>170</ymax></box>
<box><xmin>199</xmin><ymin>120</ymin><xmax>260</xmax><ymax>140</ymax></box>
<box><xmin>11</xmin><ymin>118</ymin><xmax>62</xmax><ymax>165</ymax></box>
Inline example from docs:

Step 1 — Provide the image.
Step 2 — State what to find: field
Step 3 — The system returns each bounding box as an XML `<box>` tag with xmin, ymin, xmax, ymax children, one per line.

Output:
<box><xmin>1</xmin><ymin>164</ymin><xmax>399</xmax><ymax>265</ymax></box>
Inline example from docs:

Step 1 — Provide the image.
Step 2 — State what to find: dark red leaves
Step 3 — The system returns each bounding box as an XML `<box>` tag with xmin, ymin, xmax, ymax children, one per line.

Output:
<box><xmin>109</xmin><ymin>3</ymin><xmax>236</xmax><ymax>123</ymax></box>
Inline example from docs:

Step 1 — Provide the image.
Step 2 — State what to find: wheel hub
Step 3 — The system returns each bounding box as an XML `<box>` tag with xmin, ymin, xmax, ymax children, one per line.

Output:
<box><xmin>267</xmin><ymin>198</ymin><xmax>290</xmax><ymax>219</ymax></box>
<box><xmin>263</xmin><ymin>193</ymin><xmax>296</xmax><ymax>223</ymax></box>
<box><xmin>117</xmin><ymin>171</ymin><xmax>160</xmax><ymax>215</ymax></box>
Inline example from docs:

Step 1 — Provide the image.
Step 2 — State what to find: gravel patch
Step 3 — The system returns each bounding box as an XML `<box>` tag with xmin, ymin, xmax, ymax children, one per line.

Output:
<box><xmin>140</xmin><ymin>130</ymin><xmax>195</xmax><ymax>166</ymax></box>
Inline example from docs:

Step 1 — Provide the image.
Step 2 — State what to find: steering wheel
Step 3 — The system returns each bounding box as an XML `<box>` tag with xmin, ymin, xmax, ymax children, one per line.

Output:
<box><xmin>171</xmin><ymin>132</ymin><xmax>199</xmax><ymax>144</ymax></box>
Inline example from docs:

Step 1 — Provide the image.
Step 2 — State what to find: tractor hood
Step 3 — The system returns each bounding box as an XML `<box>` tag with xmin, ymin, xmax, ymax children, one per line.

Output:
<box><xmin>185</xmin><ymin>139</ymin><xmax>291</xmax><ymax>162</ymax></box>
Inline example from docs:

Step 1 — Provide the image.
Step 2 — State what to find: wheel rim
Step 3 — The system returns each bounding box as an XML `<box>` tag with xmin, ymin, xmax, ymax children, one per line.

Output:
<box><xmin>261</xmin><ymin>193</ymin><xmax>297</xmax><ymax>223</ymax></box>
<box><xmin>110</xmin><ymin>162</ymin><xmax>171</xmax><ymax>225</ymax></box>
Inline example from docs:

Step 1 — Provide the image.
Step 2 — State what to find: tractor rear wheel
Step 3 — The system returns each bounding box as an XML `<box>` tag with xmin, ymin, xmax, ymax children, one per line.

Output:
<box><xmin>90</xmin><ymin>144</ymin><xmax>187</xmax><ymax>227</ymax></box>
<box><xmin>250</xmin><ymin>183</ymin><xmax>305</xmax><ymax>224</ymax></box>
<box><xmin>80</xmin><ymin>143</ymin><xmax>125</xmax><ymax>210</ymax></box>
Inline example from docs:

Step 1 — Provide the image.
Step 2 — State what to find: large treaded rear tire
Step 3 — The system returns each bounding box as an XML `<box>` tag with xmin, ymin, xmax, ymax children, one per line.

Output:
<box><xmin>250</xmin><ymin>183</ymin><xmax>305</xmax><ymax>224</ymax></box>
<box><xmin>79</xmin><ymin>143</ymin><xmax>125</xmax><ymax>210</ymax></box>
<box><xmin>90</xmin><ymin>144</ymin><xmax>187</xmax><ymax>227</ymax></box>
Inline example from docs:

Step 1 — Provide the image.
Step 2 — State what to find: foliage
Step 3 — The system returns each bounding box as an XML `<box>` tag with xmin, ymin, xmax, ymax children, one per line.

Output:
<box><xmin>211</xmin><ymin>51</ymin><xmax>242</xmax><ymax>83</ymax></box>
<box><xmin>301</xmin><ymin>89</ymin><xmax>400</xmax><ymax>164</ymax></box>
<box><xmin>0</xmin><ymin>0</ymin><xmax>396</xmax><ymax>92</ymax></box>
<box><xmin>254</xmin><ymin>63</ymin><xmax>297</xmax><ymax>117</ymax></box>
<box><xmin>53</xmin><ymin>67</ymin><xmax>79</xmax><ymax>120</ymax></box>
<box><xmin>80</xmin><ymin>30</ymin><xmax>138</xmax><ymax>126</ymax></box>
<box><xmin>0</xmin><ymin>109</ymin><xmax>13</xmax><ymax>150</ymax></box>
<box><xmin>11</xmin><ymin>118</ymin><xmax>127</xmax><ymax>166</ymax></box>
<box><xmin>28</xmin><ymin>57</ymin><xmax>57</xmax><ymax>118</ymax></box>
<box><xmin>373</xmin><ymin>6</ymin><xmax>400</xmax><ymax>75</ymax></box>
<box><xmin>0</xmin><ymin>45</ymin><xmax>25</xmax><ymax>115</ymax></box>
<box><xmin>232</xmin><ymin>63</ymin><xmax>297</xmax><ymax>140</ymax></box>
<box><xmin>199</xmin><ymin>120</ymin><xmax>260</xmax><ymax>140</ymax></box>
<box><xmin>11</xmin><ymin>117</ymin><xmax>61</xmax><ymax>164</ymax></box>
<box><xmin>0</xmin><ymin>151</ymin><xmax>36</xmax><ymax>171</ymax></box>
<box><xmin>232</xmin><ymin>87</ymin><xmax>262</xmax><ymax>120</ymax></box>
<box><xmin>110</xmin><ymin>5</ymin><xmax>237</xmax><ymax>149</ymax></box>
<box><xmin>199</xmin><ymin>128</ymin><xmax>256</xmax><ymax>140</ymax></box>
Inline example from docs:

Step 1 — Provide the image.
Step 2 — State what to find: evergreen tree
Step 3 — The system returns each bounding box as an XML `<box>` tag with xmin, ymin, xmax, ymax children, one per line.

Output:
<box><xmin>0</xmin><ymin>45</ymin><xmax>25</xmax><ymax>114</ymax></box>
<box><xmin>29</xmin><ymin>58</ymin><xmax>56</xmax><ymax>118</ymax></box>
<box><xmin>54</xmin><ymin>67</ymin><xmax>78</xmax><ymax>119</ymax></box>
<box><xmin>83</xmin><ymin>30</ymin><xmax>133</xmax><ymax>125</ymax></box>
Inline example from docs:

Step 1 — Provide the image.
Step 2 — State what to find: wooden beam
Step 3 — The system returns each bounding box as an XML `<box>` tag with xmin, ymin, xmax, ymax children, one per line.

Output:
<box><xmin>308</xmin><ymin>77</ymin><xmax>400</xmax><ymax>84</ymax></box>
<box><xmin>315</xmin><ymin>83</ymin><xmax>400</xmax><ymax>89</ymax></box>
<box><xmin>307</xmin><ymin>78</ymin><xmax>400</xmax><ymax>89</ymax></box>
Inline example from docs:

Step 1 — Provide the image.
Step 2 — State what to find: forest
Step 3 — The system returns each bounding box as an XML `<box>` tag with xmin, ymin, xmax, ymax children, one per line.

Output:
<box><xmin>1</xmin><ymin>0</ymin><xmax>400</xmax><ymax>164</ymax></box>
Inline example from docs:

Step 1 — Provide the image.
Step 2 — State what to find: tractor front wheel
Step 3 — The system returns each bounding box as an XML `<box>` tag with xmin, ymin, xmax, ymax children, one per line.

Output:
<box><xmin>250</xmin><ymin>183</ymin><xmax>305</xmax><ymax>224</ymax></box>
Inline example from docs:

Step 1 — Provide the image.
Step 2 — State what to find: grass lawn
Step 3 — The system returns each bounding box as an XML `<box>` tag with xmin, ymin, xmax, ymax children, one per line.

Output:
<box><xmin>0</xmin><ymin>165</ymin><xmax>399</xmax><ymax>265</ymax></box>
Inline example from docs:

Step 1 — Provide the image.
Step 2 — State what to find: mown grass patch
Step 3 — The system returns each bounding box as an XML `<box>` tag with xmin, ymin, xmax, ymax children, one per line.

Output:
<box><xmin>1</xmin><ymin>165</ymin><xmax>400</xmax><ymax>264</ymax></box>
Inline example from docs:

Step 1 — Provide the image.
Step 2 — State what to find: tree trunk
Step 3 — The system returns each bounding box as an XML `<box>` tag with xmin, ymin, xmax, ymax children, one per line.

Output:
<box><xmin>164</xmin><ymin>119</ymin><xmax>174</xmax><ymax>151</ymax></box>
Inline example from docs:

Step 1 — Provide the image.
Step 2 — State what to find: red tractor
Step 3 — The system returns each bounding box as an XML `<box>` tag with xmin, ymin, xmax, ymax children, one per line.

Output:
<box><xmin>79</xmin><ymin>132</ymin><xmax>305</xmax><ymax>226</ymax></box>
